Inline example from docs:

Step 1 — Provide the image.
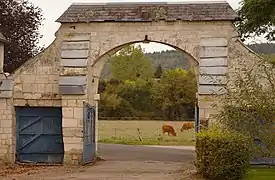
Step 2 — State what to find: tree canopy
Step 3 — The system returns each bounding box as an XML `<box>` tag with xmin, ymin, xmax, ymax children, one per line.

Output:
<box><xmin>0</xmin><ymin>0</ymin><xmax>43</xmax><ymax>73</ymax></box>
<box><xmin>152</xmin><ymin>68</ymin><xmax>197</xmax><ymax>120</ymax></box>
<box><xmin>110</xmin><ymin>45</ymin><xmax>153</xmax><ymax>81</ymax></box>
<box><xmin>216</xmin><ymin>56</ymin><xmax>275</xmax><ymax>158</ymax></box>
<box><xmin>99</xmin><ymin>44</ymin><xmax>198</xmax><ymax>120</ymax></box>
<box><xmin>154</xmin><ymin>64</ymin><xmax>163</xmax><ymax>78</ymax></box>
<box><xmin>237</xmin><ymin>0</ymin><xmax>275</xmax><ymax>41</ymax></box>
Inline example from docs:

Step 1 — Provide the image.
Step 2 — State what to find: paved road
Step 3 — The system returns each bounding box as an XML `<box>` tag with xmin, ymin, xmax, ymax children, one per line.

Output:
<box><xmin>3</xmin><ymin>144</ymin><xmax>196</xmax><ymax>180</ymax></box>
<box><xmin>98</xmin><ymin>143</ymin><xmax>195</xmax><ymax>163</ymax></box>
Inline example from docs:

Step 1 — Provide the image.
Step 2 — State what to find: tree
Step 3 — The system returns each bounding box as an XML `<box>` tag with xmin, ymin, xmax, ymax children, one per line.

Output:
<box><xmin>98</xmin><ymin>82</ymin><xmax>136</xmax><ymax>118</ymax></box>
<box><xmin>116</xmin><ymin>79</ymin><xmax>154</xmax><ymax>113</ymax></box>
<box><xmin>154</xmin><ymin>64</ymin><xmax>163</xmax><ymax>78</ymax></box>
<box><xmin>215</xmin><ymin>57</ymin><xmax>275</xmax><ymax>159</ymax></box>
<box><xmin>110</xmin><ymin>45</ymin><xmax>153</xmax><ymax>81</ymax></box>
<box><xmin>152</xmin><ymin>68</ymin><xmax>197</xmax><ymax>120</ymax></box>
<box><xmin>0</xmin><ymin>0</ymin><xmax>43</xmax><ymax>73</ymax></box>
<box><xmin>237</xmin><ymin>0</ymin><xmax>275</xmax><ymax>41</ymax></box>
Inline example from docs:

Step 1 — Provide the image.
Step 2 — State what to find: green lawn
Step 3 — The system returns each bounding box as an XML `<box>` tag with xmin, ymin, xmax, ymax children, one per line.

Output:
<box><xmin>98</xmin><ymin>120</ymin><xmax>196</xmax><ymax>146</ymax></box>
<box><xmin>246</xmin><ymin>167</ymin><xmax>275</xmax><ymax>180</ymax></box>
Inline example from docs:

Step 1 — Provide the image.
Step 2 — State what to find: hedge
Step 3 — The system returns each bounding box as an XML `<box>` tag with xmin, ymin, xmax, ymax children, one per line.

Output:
<box><xmin>195</xmin><ymin>127</ymin><xmax>252</xmax><ymax>180</ymax></box>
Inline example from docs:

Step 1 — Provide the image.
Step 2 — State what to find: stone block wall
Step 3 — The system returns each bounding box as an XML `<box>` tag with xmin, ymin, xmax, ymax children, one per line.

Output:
<box><xmin>9</xmin><ymin>35</ymin><xmax>90</xmax><ymax>164</ymax></box>
<box><xmin>12</xmin><ymin>40</ymin><xmax>62</xmax><ymax>107</ymax></box>
<box><xmin>61</xmin><ymin>96</ymin><xmax>86</xmax><ymax>164</ymax></box>
<box><xmin>0</xmin><ymin>18</ymin><xmax>263</xmax><ymax>165</ymax></box>
<box><xmin>58</xmin><ymin>33</ymin><xmax>91</xmax><ymax>164</ymax></box>
<box><xmin>0</xmin><ymin>39</ymin><xmax>62</xmax><ymax>163</ymax></box>
<box><xmin>0</xmin><ymin>99</ymin><xmax>14</xmax><ymax>163</ymax></box>
<box><xmin>57</xmin><ymin>21</ymin><xmax>237</xmax><ymax>129</ymax></box>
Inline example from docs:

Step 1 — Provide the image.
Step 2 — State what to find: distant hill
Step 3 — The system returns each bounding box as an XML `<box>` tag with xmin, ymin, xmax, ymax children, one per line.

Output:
<box><xmin>100</xmin><ymin>43</ymin><xmax>275</xmax><ymax>79</ymax></box>
<box><xmin>100</xmin><ymin>50</ymin><xmax>191</xmax><ymax>79</ymax></box>
<box><xmin>247</xmin><ymin>43</ymin><xmax>275</xmax><ymax>54</ymax></box>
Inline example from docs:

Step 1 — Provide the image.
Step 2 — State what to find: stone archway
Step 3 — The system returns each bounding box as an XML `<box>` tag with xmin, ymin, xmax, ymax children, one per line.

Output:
<box><xmin>91</xmin><ymin>39</ymin><xmax>199</xmax><ymax>74</ymax></box>
<box><xmin>56</xmin><ymin>16</ymin><xmax>230</xmax><ymax>161</ymax></box>
<box><xmin>88</xmin><ymin>38</ymin><xmax>200</xmax><ymax>99</ymax></box>
<box><xmin>1</xmin><ymin>2</ymin><xmax>261</xmax><ymax>165</ymax></box>
<box><xmin>87</xmin><ymin>39</ymin><xmax>200</xmax><ymax>152</ymax></box>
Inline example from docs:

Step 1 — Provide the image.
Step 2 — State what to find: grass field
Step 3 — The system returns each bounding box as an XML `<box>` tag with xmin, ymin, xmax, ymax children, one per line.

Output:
<box><xmin>246</xmin><ymin>167</ymin><xmax>275</xmax><ymax>180</ymax></box>
<box><xmin>98</xmin><ymin>120</ymin><xmax>196</xmax><ymax>146</ymax></box>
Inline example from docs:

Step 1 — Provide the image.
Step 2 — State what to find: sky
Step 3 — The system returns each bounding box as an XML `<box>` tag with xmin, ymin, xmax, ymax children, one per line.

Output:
<box><xmin>29</xmin><ymin>0</ymin><xmax>242</xmax><ymax>53</ymax></box>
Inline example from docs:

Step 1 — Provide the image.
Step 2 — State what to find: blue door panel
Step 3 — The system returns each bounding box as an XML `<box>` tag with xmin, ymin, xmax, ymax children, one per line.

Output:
<box><xmin>18</xmin><ymin>135</ymin><xmax>63</xmax><ymax>153</ymax></box>
<box><xmin>16</xmin><ymin>107</ymin><xmax>64</xmax><ymax>164</ymax></box>
<box><xmin>83</xmin><ymin>102</ymin><xmax>96</xmax><ymax>164</ymax></box>
<box><xmin>19</xmin><ymin>153</ymin><xmax>64</xmax><ymax>164</ymax></box>
<box><xmin>195</xmin><ymin>103</ymin><xmax>199</xmax><ymax>133</ymax></box>
<box><xmin>16</xmin><ymin>107</ymin><xmax>62</xmax><ymax>117</ymax></box>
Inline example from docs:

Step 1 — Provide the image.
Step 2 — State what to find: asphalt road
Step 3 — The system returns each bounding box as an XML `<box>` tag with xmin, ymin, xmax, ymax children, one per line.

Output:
<box><xmin>98</xmin><ymin>143</ymin><xmax>196</xmax><ymax>163</ymax></box>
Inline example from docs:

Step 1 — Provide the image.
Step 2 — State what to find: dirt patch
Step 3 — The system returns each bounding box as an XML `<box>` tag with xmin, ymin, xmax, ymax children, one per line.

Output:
<box><xmin>0</xmin><ymin>162</ymin><xmax>97</xmax><ymax>179</ymax></box>
<box><xmin>0</xmin><ymin>164</ymin><xmax>55</xmax><ymax>177</ymax></box>
<box><xmin>1</xmin><ymin>161</ymin><xmax>186</xmax><ymax>180</ymax></box>
<box><xmin>0</xmin><ymin>157</ymin><xmax>106</xmax><ymax>177</ymax></box>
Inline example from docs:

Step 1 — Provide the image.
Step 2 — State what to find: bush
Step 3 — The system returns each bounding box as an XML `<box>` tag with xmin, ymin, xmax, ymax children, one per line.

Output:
<box><xmin>195</xmin><ymin>127</ymin><xmax>252</xmax><ymax>180</ymax></box>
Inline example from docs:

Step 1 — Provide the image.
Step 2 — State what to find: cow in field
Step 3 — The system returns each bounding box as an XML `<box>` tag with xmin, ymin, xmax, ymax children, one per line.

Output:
<box><xmin>162</xmin><ymin>124</ymin><xmax>177</xmax><ymax>136</ymax></box>
<box><xmin>180</xmin><ymin>122</ymin><xmax>195</xmax><ymax>132</ymax></box>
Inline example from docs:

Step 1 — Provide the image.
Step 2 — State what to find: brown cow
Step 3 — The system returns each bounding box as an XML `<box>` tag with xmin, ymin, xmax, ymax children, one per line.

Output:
<box><xmin>180</xmin><ymin>122</ymin><xmax>195</xmax><ymax>132</ymax></box>
<box><xmin>162</xmin><ymin>124</ymin><xmax>177</xmax><ymax>136</ymax></box>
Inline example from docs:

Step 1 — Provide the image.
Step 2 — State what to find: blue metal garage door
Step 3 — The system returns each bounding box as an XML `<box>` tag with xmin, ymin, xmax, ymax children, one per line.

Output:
<box><xmin>16</xmin><ymin>107</ymin><xmax>64</xmax><ymax>164</ymax></box>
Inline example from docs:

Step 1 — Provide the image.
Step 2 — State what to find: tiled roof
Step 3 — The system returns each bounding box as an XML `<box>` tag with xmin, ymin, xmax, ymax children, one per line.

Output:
<box><xmin>56</xmin><ymin>1</ymin><xmax>238</xmax><ymax>23</ymax></box>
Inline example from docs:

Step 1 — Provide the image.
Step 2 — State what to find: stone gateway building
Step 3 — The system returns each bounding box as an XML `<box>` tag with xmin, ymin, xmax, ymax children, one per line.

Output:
<box><xmin>0</xmin><ymin>1</ymin><xmax>260</xmax><ymax>164</ymax></box>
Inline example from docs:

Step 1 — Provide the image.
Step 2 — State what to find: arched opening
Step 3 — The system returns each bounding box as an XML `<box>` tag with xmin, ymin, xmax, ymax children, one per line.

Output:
<box><xmin>91</xmin><ymin>40</ymin><xmax>199</xmax><ymax>73</ymax></box>
<box><xmin>89</xmin><ymin>39</ymin><xmax>199</xmax><ymax>161</ymax></box>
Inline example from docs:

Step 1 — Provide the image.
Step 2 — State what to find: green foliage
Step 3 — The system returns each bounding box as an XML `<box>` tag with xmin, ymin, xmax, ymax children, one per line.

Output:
<box><xmin>246</xmin><ymin>167</ymin><xmax>275</xmax><ymax>180</ymax></box>
<box><xmin>195</xmin><ymin>127</ymin><xmax>252</xmax><ymax>180</ymax></box>
<box><xmin>98</xmin><ymin>79</ymin><xmax>154</xmax><ymax>118</ymax></box>
<box><xmin>110</xmin><ymin>45</ymin><xmax>153</xmax><ymax>81</ymax></box>
<box><xmin>152</xmin><ymin>68</ymin><xmax>197</xmax><ymax>120</ymax></box>
<box><xmin>98</xmin><ymin>69</ymin><xmax>197</xmax><ymax>120</ymax></box>
<box><xmin>99</xmin><ymin>45</ymin><xmax>197</xmax><ymax>120</ymax></box>
<box><xmin>237</xmin><ymin>0</ymin><xmax>275</xmax><ymax>41</ymax></box>
<box><xmin>154</xmin><ymin>64</ymin><xmax>163</xmax><ymax>78</ymax></box>
<box><xmin>99</xmin><ymin>91</ymin><xmax>136</xmax><ymax>117</ymax></box>
<box><xmin>100</xmin><ymin>50</ymin><xmax>190</xmax><ymax>79</ymax></box>
<box><xmin>0</xmin><ymin>0</ymin><xmax>44</xmax><ymax>73</ymax></box>
<box><xmin>116</xmin><ymin>79</ymin><xmax>154</xmax><ymax>112</ymax></box>
<box><xmin>216</xmin><ymin>57</ymin><xmax>275</xmax><ymax>158</ymax></box>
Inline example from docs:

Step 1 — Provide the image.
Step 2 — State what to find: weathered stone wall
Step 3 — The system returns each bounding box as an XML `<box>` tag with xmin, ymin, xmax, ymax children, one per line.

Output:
<box><xmin>10</xmin><ymin>34</ymin><xmax>88</xmax><ymax>164</ymax></box>
<box><xmin>0</xmin><ymin>98</ymin><xmax>13</xmax><ymax>163</ymax></box>
<box><xmin>12</xmin><ymin>39</ymin><xmax>62</xmax><ymax>107</ymax></box>
<box><xmin>0</xmin><ymin>19</ymin><xmax>263</xmax><ymax>164</ymax></box>
<box><xmin>0</xmin><ymin>39</ymin><xmax>62</xmax><ymax>163</ymax></box>
<box><xmin>57</xmin><ymin>21</ymin><xmax>238</xmax><ymax>129</ymax></box>
<box><xmin>228</xmin><ymin>38</ymin><xmax>262</xmax><ymax>75</ymax></box>
<box><xmin>203</xmin><ymin>33</ymin><xmax>264</xmax><ymax>126</ymax></box>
